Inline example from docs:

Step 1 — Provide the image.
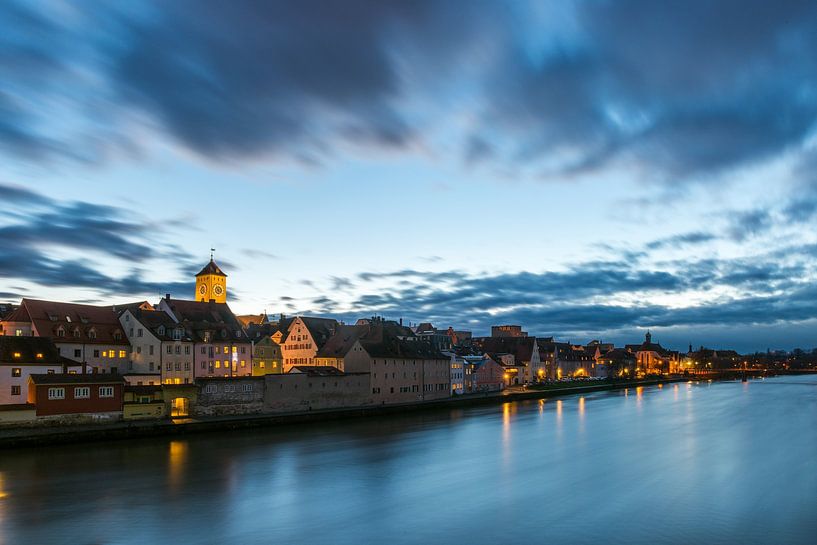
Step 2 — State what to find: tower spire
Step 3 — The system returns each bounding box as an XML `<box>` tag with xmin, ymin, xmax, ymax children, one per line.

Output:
<box><xmin>210</xmin><ymin>247</ymin><xmax>215</xmax><ymax>261</ymax></box>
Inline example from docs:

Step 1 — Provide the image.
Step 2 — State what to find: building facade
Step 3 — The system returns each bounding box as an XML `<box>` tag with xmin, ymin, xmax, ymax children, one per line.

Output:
<box><xmin>0</xmin><ymin>337</ymin><xmax>80</xmax><ymax>405</ymax></box>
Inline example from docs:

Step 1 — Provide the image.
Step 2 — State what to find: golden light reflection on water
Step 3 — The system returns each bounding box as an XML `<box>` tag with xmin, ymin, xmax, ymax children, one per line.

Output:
<box><xmin>578</xmin><ymin>396</ymin><xmax>585</xmax><ymax>418</ymax></box>
<box><xmin>168</xmin><ymin>440</ymin><xmax>189</xmax><ymax>492</ymax></box>
<box><xmin>0</xmin><ymin>473</ymin><xmax>7</xmax><ymax>500</ymax></box>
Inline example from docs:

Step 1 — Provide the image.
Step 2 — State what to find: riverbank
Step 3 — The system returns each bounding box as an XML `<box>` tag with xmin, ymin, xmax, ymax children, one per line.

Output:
<box><xmin>0</xmin><ymin>377</ymin><xmax>700</xmax><ymax>448</ymax></box>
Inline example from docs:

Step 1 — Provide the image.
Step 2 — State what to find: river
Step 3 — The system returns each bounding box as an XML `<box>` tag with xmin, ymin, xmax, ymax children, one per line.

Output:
<box><xmin>1</xmin><ymin>375</ymin><xmax>815</xmax><ymax>545</ymax></box>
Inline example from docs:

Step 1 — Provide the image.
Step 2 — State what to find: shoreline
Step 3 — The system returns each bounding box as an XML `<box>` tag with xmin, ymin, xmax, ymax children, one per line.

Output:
<box><xmin>0</xmin><ymin>373</ymin><xmax>807</xmax><ymax>449</ymax></box>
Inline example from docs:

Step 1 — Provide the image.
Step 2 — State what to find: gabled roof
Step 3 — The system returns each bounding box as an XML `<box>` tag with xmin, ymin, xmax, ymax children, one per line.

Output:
<box><xmin>237</xmin><ymin>313</ymin><xmax>267</xmax><ymax>328</ymax></box>
<box><xmin>18</xmin><ymin>299</ymin><xmax>128</xmax><ymax>345</ymax></box>
<box><xmin>315</xmin><ymin>324</ymin><xmax>368</xmax><ymax>358</ymax></box>
<box><xmin>29</xmin><ymin>373</ymin><xmax>126</xmax><ymax>385</ymax></box>
<box><xmin>159</xmin><ymin>298</ymin><xmax>249</xmax><ymax>343</ymax></box>
<box><xmin>128</xmin><ymin>309</ymin><xmax>194</xmax><ymax>342</ymax></box>
<box><xmin>597</xmin><ymin>348</ymin><xmax>636</xmax><ymax>363</ymax></box>
<box><xmin>195</xmin><ymin>259</ymin><xmax>227</xmax><ymax>277</ymax></box>
<box><xmin>290</xmin><ymin>316</ymin><xmax>339</xmax><ymax>349</ymax></box>
<box><xmin>112</xmin><ymin>301</ymin><xmax>154</xmax><ymax>316</ymax></box>
<box><xmin>0</xmin><ymin>336</ymin><xmax>63</xmax><ymax>365</ymax></box>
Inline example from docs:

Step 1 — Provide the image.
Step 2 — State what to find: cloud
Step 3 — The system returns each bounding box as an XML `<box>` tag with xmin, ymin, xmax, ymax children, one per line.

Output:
<box><xmin>646</xmin><ymin>231</ymin><xmax>717</xmax><ymax>250</ymax></box>
<box><xmin>0</xmin><ymin>182</ymin><xmax>194</xmax><ymax>297</ymax></box>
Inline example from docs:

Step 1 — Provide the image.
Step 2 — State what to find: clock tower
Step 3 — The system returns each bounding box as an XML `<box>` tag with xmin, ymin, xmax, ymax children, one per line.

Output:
<box><xmin>195</xmin><ymin>253</ymin><xmax>227</xmax><ymax>303</ymax></box>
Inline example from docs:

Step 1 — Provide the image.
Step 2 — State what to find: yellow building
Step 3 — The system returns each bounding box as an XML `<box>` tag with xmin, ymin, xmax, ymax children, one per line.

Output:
<box><xmin>195</xmin><ymin>257</ymin><xmax>227</xmax><ymax>303</ymax></box>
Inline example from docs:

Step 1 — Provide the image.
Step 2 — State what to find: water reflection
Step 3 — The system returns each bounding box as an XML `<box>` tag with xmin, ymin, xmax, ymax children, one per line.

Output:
<box><xmin>0</xmin><ymin>376</ymin><xmax>815</xmax><ymax>545</ymax></box>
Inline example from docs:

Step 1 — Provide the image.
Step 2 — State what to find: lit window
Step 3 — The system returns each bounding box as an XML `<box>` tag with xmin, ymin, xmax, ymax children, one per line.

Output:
<box><xmin>119</xmin><ymin>350</ymin><xmax>126</xmax><ymax>358</ymax></box>
<box><xmin>11</xmin><ymin>368</ymin><xmax>21</xmax><ymax>377</ymax></box>
<box><xmin>215</xmin><ymin>361</ymin><xmax>221</xmax><ymax>368</ymax></box>
<box><xmin>12</xmin><ymin>352</ymin><xmax>21</xmax><ymax>358</ymax></box>
<box><xmin>36</xmin><ymin>353</ymin><xmax>43</xmax><ymax>359</ymax></box>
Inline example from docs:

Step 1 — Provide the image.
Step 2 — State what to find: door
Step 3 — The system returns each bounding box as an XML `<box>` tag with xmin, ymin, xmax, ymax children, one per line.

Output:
<box><xmin>171</xmin><ymin>397</ymin><xmax>189</xmax><ymax>417</ymax></box>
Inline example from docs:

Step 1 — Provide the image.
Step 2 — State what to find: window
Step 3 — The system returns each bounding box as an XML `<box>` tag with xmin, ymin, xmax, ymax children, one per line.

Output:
<box><xmin>166</xmin><ymin>346</ymin><xmax>172</xmax><ymax>354</ymax></box>
<box><xmin>184</xmin><ymin>362</ymin><xmax>190</xmax><ymax>371</ymax></box>
<box><xmin>74</xmin><ymin>349</ymin><xmax>81</xmax><ymax>358</ymax></box>
<box><xmin>93</xmin><ymin>349</ymin><xmax>100</xmax><ymax>358</ymax></box>
<box><xmin>74</xmin><ymin>387</ymin><xmax>90</xmax><ymax>399</ymax></box>
<box><xmin>240</xmin><ymin>360</ymin><xmax>246</xmax><ymax>367</ymax></box>
<box><xmin>15</xmin><ymin>329</ymin><xmax>23</xmax><ymax>336</ymax></box>
<box><xmin>11</xmin><ymin>385</ymin><xmax>20</xmax><ymax>396</ymax></box>
<box><xmin>149</xmin><ymin>345</ymin><xmax>154</xmax><ymax>356</ymax></box>
<box><xmin>241</xmin><ymin>347</ymin><xmax>246</xmax><ymax>354</ymax></box>
<box><xmin>149</xmin><ymin>362</ymin><xmax>154</xmax><ymax>371</ymax></box>
<box><xmin>242</xmin><ymin>384</ymin><xmax>253</xmax><ymax>392</ymax></box>
<box><xmin>129</xmin><ymin>328</ymin><xmax>134</xmax><ymax>337</ymax></box>
<box><xmin>175</xmin><ymin>345</ymin><xmax>181</xmax><ymax>355</ymax></box>
<box><xmin>225</xmin><ymin>384</ymin><xmax>236</xmax><ymax>393</ymax></box>
<box><xmin>99</xmin><ymin>386</ymin><xmax>114</xmax><ymax>398</ymax></box>
<box><xmin>184</xmin><ymin>346</ymin><xmax>190</xmax><ymax>355</ymax></box>
<box><xmin>201</xmin><ymin>347</ymin><xmax>206</xmax><ymax>355</ymax></box>
<box><xmin>48</xmin><ymin>387</ymin><xmax>65</xmax><ymax>400</ymax></box>
<box><xmin>205</xmin><ymin>384</ymin><xmax>217</xmax><ymax>393</ymax></box>
<box><xmin>119</xmin><ymin>350</ymin><xmax>126</xmax><ymax>358</ymax></box>
<box><xmin>174</xmin><ymin>362</ymin><xmax>181</xmax><ymax>371</ymax></box>
<box><xmin>215</xmin><ymin>361</ymin><xmax>221</xmax><ymax>368</ymax></box>
<box><xmin>11</xmin><ymin>368</ymin><xmax>21</xmax><ymax>377</ymax></box>
<box><xmin>137</xmin><ymin>328</ymin><xmax>143</xmax><ymax>338</ymax></box>
<box><xmin>166</xmin><ymin>363</ymin><xmax>172</xmax><ymax>371</ymax></box>
<box><xmin>223</xmin><ymin>346</ymin><xmax>229</xmax><ymax>354</ymax></box>
<box><xmin>57</xmin><ymin>328</ymin><xmax>65</xmax><ymax>338</ymax></box>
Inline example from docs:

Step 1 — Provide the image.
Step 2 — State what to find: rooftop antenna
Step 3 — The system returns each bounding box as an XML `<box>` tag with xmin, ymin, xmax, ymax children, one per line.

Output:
<box><xmin>210</xmin><ymin>247</ymin><xmax>215</xmax><ymax>261</ymax></box>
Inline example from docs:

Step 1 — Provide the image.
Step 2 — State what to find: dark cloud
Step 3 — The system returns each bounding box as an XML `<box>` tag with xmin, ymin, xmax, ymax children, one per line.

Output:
<box><xmin>1</xmin><ymin>0</ymin><xmax>815</xmax><ymax>180</ymax></box>
<box><xmin>0</xmin><ymin>182</ymin><xmax>194</xmax><ymax>297</ymax></box>
<box><xmin>646</xmin><ymin>231</ymin><xmax>716</xmax><ymax>250</ymax></box>
<box><xmin>311</xmin><ymin>243</ymin><xmax>815</xmax><ymax>351</ymax></box>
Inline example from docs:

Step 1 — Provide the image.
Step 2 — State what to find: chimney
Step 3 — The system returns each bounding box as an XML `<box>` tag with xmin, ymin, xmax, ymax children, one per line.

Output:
<box><xmin>165</xmin><ymin>293</ymin><xmax>171</xmax><ymax>300</ymax></box>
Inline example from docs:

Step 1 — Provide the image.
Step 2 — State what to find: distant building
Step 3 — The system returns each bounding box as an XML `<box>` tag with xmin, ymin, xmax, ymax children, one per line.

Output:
<box><xmin>491</xmin><ymin>325</ymin><xmax>527</xmax><ymax>338</ymax></box>
<box><xmin>625</xmin><ymin>331</ymin><xmax>680</xmax><ymax>375</ymax></box>
<box><xmin>473</xmin><ymin>357</ymin><xmax>505</xmax><ymax>391</ymax></box>
<box><xmin>472</xmin><ymin>336</ymin><xmax>542</xmax><ymax>383</ymax></box>
<box><xmin>0</xmin><ymin>337</ymin><xmax>80</xmax><ymax>405</ymax></box>
<box><xmin>315</xmin><ymin>319</ymin><xmax>450</xmax><ymax>404</ymax></box>
<box><xmin>595</xmin><ymin>348</ymin><xmax>637</xmax><ymax>378</ymax></box>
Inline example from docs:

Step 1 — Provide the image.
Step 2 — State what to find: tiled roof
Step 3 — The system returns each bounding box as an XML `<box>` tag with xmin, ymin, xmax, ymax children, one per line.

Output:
<box><xmin>129</xmin><ymin>309</ymin><xmax>194</xmax><ymax>342</ymax></box>
<box><xmin>29</xmin><ymin>373</ymin><xmax>126</xmax><ymax>385</ymax></box>
<box><xmin>195</xmin><ymin>259</ymin><xmax>227</xmax><ymax>277</ymax></box>
<box><xmin>160</xmin><ymin>298</ymin><xmax>249</xmax><ymax>343</ymax></box>
<box><xmin>315</xmin><ymin>324</ymin><xmax>368</xmax><ymax>358</ymax></box>
<box><xmin>0</xmin><ymin>336</ymin><xmax>63</xmax><ymax>364</ymax></box>
<box><xmin>291</xmin><ymin>317</ymin><xmax>339</xmax><ymax>349</ymax></box>
<box><xmin>16</xmin><ymin>299</ymin><xmax>128</xmax><ymax>346</ymax></box>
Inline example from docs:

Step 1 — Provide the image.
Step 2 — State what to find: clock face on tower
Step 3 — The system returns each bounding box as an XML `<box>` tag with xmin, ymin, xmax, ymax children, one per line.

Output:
<box><xmin>213</xmin><ymin>285</ymin><xmax>224</xmax><ymax>296</ymax></box>
<box><xmin>199</xmin><ymin>284</ymin><xmax>207</xmax><ymax>295</ymax></box>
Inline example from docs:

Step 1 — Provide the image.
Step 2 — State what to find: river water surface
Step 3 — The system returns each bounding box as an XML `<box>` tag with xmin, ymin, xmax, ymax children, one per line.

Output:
<box><xmin>1</xmin><ymin>375</ymin><xmax>816</xmax><ymax>545</ymax></box>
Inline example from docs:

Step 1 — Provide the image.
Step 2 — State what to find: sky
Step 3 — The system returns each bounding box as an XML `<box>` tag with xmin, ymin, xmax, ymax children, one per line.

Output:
<box><xmin>1</xmin><ymin>0</ymin><xmax>816</xmax><ymax>352</ymax></box>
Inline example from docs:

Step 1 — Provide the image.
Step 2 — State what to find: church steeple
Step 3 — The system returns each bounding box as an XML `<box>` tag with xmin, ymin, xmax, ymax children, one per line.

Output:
<box><xmin>195</xmin><ymin>251</ymin><xmax>227</xmax><ymax>303</ymax></box>
<box><xmin>645</xmin><ymin>330</ymin><xmax>652</xmax><ymax>344</ymax></box>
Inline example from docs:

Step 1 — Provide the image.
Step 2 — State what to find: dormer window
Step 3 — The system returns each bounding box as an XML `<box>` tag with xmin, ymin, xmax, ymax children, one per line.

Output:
<box><xmin>66</xmin><ymin>316</ymin><xmax>72</xmax><ymax>323</ymax></box>
<box><xmin>56</xmin><ymin>326</ymin><xmax>65</xmax><ymax>338</ymax></box>
<box><xmin>47</xmin><ymin>313</ymin><xmax>58</xmax><ymax>321</ymax></box>
<box><xmin>173</xmin><ymin>328</ymin><xmax>183</xmax><ymax>340</ymax></box>
<box><xmin>88</xmin><ymin>328</ymin><xmax>97</xmax><ymax>340</ymax></box>
<box><xmin>113</xmin><ymin>331</ymin><xmax>122</xmax><ymax>341</ymax></box>
<box><xmin>73</xmin><ymin>328</ymin><xmax>81</xmax><ymax>338</ymax></box>
<box><xmin>157</xmin><ymin>325</ymin><xmax>166</xmax><ymax>336</ymax></box>
<box><xmin>221</xmin><ymin>329</ymin><xmax>227</xmax><ymax>339</ymax></box>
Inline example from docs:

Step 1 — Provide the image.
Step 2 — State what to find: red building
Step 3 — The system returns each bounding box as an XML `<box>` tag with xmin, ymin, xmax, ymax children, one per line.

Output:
<box><xmin>28</xmin><ymin>374</ymin><xmax>125</xmax><ymax>416</ymax></box>
<box><xmin>474</xmin><ymin>357</ymin><xmax>505</xmax><ymax>391</ymax></box>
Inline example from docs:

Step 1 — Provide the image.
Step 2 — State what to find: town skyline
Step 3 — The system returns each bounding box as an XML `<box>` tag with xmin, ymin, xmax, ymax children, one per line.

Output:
<box><xmin>2</xmin><ymin>1</ymin><xmax>817</xmax><ymax>352</ymax></box>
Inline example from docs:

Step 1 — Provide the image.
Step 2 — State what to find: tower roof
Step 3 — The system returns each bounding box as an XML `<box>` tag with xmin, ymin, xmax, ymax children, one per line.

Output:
<box><xmin>195</xmin><ymin>259</ymin><xmax>227</xmax><ymax>277</ymax></box>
